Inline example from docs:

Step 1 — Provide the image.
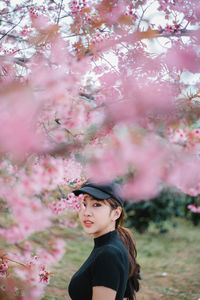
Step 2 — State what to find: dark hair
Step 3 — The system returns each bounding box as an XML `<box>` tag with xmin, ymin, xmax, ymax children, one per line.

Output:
<box><xmin>106</xmin><ymin>198</ymin><xmax>141</xmax><ymax>300</ymax></box>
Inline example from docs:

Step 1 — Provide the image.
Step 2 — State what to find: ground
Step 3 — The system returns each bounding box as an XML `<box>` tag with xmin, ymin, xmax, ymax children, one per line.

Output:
<box><xmin>43</xmin><ymin>218</ymin><xmax>200</xmax><ymax>300</ymax></box>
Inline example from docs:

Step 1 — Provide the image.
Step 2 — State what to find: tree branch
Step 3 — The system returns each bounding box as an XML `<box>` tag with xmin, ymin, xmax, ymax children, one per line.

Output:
<box><xmin>158</xmin><ymin>29</ymin><xmax>194</xmax><ymax>38</ymax></box>
<box><xmin>79</xmin><ymin>92</ymin><xmax>95</xmax><ymax>100</ymax></box>
<box><xmin>0</xmin><ymin>55</ymin><xmax>29</xmax><ymax>67</ymax></box>
<box><xmin>0</xmin><ymin>31</ymin><xmax>27</xmax><ymax>42</ymax></box>
<box><xmin>0</xmin><ymin>28</ymin><xmax>196</xmax><ymax>68</ymax></box>
<box><xmin>57</xmin><ymin>0</ymin><xmax>64</xmax><ymax>25</ymax></box>
<box><xmin>0</xmin><ymin>18</ymin><xmax>24</xmax><ymax>42</ymax></box>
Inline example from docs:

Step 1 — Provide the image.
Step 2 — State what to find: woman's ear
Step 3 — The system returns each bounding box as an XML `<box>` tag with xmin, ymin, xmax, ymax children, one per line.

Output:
<box><xmin>113</xmin><ymin>206</ymin><xmax>122</xmax><ymax>221</ymax></box>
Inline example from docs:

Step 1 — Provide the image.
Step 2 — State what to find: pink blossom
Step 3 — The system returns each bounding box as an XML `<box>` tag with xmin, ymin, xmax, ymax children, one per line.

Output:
<box><xmin>188</xmin><ymin>204</ymin><xmax>200</xmax><ymax>213</ymax></box>
<box><xmin>50</xmin><ymin>36</ymin><xmax>70</xmax><ymax>65</ymax></box>
<box><xmin>39</xmin><ymin>268</ymin><xmax>50</xmax><ymax>284</ymax></box>
<box><xmin>24</xmin><ymin>286</ymin><xmax>45</xmax><ymax>300</ymax></box>
<box><xmin>51</xmin><ymin>198</ymin><xmax>69</xmax><ymax>215</ymax></box>
<box><xmin>37</xmin><ymin>239</ymin><xmax>66</xmax><ymax>265</ymax></box>
<box><xmin>0</xmin><ymin>193</ymin><xmax>51</xmax><ymax>243</ymax></box>
<box><xmin>0</xmin><ymin>90</ymin><xmax>44</xmax><ymax>160</ymax></box>
<box><xmin>86</xmin><ymin>146</ymin><xmax>126</xmax><ymax>182</ymax></box>
<box><xmin>63</xmin><ymin>157</ymin><xmax>83</xmax><ymax>183</ymax></box>
<box><xmin>192</xmin><ymin>129</ymin><xmax>200</xmax><ymax>139</ymax></box>
<box><xmin>0</xmin><ymin>225</ymin><xmax>31</xmax><ymax>243</ymax></box>
<box><xmin>18</xmin><ymin>156</ymin><xmax>68</xmax><ymax>194</ymax></box>
<box><xmin>66</xmin><ymin>193</ymin><xmax>84</xmax><ymax>211</ymax></box>
<box><xmin>1</xmin><ymin>2</ymin><xmax>200</xmax><ymax>298</ymax></box>
<box><xmin>31</xmin><ymin>14</ymin><xmax>50</xmax><ymax>30</ymax></box>
<box><xmin>50</xmin><ymin>193</ymin><xmax>83</xmax><ymax>215</ymax></box>
<box><xmin>62</xmin><ymin>219</ymin><xmax>78</xmax><ymax>228</ymax></box>
<box><xmin>169</xmin><ymin>129</ymin><xmax>187</xmax><ymax>144</ymax></box>
<box><xmin>104</xmin><ymin>2</ymin><xmax>126</xmax><ymax>24</ymax></box>
<box><xmin>51</xmin><ymin>239</ymin><xmax>66</xmax><ymax>262</ymax></box>
<box><xmin>0</xmin><ymin>263</ymin><xmax>8</xmax><ymax>278</ymax></box>
<box><xmin>166</xmin><ymin>45</ymin><xmax>200</xmax><ymax>73</ymax></box>
<box><xmin>105</xmin><ymin>77</ymin><xmax>176</xmax><ymax>124</ymax></box>
<box><xmin>167</xmin><ymin>157</ymin><xmax>200</xmax><ymax>196</ymax></box>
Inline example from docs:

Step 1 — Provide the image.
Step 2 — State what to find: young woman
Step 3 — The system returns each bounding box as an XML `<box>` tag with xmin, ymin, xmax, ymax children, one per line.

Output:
<box><xmin>68</xmin><ymin>181</ymin><xmax>141</xmax><ymax>300</ymax></box>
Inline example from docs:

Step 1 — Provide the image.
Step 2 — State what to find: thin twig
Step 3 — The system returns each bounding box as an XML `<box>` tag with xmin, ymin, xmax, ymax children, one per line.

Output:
<box><xmin>79</xmin><ymin>92</ymin><xmax>95</xmax><ymax>100</ymax></box>
<box><xmin>0</xmin><ymin>4</ymin><xmax>33</xmax><ymax>15</ymax></box>
<box><xmin>14</xmin><ymin>243</ymin><xmax>30</xmax><ymax>253</ymax></box>
<box><xmin>137</xmin><ymin>0</ymin><xmax>154</xmax><ymax>30</ymax></box>
<box><xmin>98</xmin><ymin>53</ymin><xmax>120</xmax><ymax>74</ymax></box>
<box><xmin>58</xmin><ymin>185</ymin><xmax>67</xmax><ymax>198</ymax></box>
<box><xmin>0</xmin><ymin>55</ymin><xmax>30</xmax><ymax>67</ymax></box>
<box><xmin>158</xmin><ymin>29</ymin><xmax>192</xmax><ymax>38</ymax></box>
<box><xmin>42</xmin><ymin>122</ymin><xmax>58</xmax><ymax>144</ymax></box>
<box><xmin>57</xmin><ymin>0</ymin><xmax>64</xmax><ymax>25</ymax></box>
<box><xmin>0</xmin><ymin>18</ymin><xmax>24</xmax><ymax>41</ymax></box>
<box><xmin>59</xmin><ymin>13</ymin><xmax>72</xmax><ymax>20</ymax></box>
<box><xmin>182</xmin><ymin>20</ymin><xmax>190</xmax><ymax>31</ymax></box>
<box><xmin>6</xmin><ymin>257</ymin><xmax>27</xmax><ymax>267</ymax></box>
<box><xmin>0</xmin><ymin>31</ymin><xmax>27</xmax><ymax>42</ymax></box>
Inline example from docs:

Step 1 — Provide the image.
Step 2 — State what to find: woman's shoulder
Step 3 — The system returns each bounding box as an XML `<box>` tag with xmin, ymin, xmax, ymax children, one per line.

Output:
<box><xmin>94</xmin><ymin>243</ymin><xmax>128</xmax><ymax>263</ymax></box>
<box><xmin>91</xmin><ymin>244</ymin><xmax>129</xmax><ymax>278</ymax></box>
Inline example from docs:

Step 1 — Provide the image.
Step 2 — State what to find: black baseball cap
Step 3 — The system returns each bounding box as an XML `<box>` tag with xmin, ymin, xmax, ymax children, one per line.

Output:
<box><xmin>73</xmin><ymin>181</ymin><xmax>124</xmax><ymax>207</ymax></box>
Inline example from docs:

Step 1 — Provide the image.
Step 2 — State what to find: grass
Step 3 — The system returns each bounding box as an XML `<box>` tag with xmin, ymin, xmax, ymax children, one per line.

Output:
<box><xmin>135</xmin><ymin>219</ymin><xmax>200</xmax><ymax>300</ymax></box>
<box><xmin>42</xmin><ymin>218</ymin><xmax>200</xmax><ymax>300</ymax></box>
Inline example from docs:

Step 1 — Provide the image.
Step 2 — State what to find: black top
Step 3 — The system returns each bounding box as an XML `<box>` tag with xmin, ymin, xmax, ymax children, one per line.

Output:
<box><xmin>68</xmin><ymin>230</ymin><xmax>129</xmax><ymax>300</ymax></box>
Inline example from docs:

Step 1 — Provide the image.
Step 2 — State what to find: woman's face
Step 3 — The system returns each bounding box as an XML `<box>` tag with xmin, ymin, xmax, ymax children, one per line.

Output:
<box><xmin>78</xmin><ymin>194</ymin><xmax>121</xmax><ymax>238</ymax></box>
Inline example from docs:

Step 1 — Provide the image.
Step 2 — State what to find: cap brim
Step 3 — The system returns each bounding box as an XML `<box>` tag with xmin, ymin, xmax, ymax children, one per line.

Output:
<box><xmin>73</xmin><ymin>186</ymin><xmax>111</xmax><ymax>200</ymax></box>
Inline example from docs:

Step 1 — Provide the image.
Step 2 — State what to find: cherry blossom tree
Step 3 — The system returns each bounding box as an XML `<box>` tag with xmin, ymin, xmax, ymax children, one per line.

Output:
<box><xmin>0</xmin><ymin>0</ymin><xmax>200</xmax><ymax>298</ymax></box>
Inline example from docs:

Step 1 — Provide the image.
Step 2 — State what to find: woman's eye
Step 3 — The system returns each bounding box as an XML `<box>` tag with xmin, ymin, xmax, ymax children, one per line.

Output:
<box><xmin>93</xmin><ymin>203</ymin><xmax>101</xmax><ymax>207</ymax></box>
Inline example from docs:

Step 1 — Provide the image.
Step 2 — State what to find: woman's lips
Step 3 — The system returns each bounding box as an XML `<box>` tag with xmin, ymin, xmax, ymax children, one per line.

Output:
<box><xmin>83</xmin><ymin>220</ymin><xmax>94</xmax><ymax>227</ymax></box>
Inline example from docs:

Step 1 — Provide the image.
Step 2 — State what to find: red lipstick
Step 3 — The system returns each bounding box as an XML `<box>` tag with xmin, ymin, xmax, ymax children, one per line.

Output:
<box><xmin>83</xmin><ymin>220</ymin><xmax>94</xmax><ymax>227</ymax></box>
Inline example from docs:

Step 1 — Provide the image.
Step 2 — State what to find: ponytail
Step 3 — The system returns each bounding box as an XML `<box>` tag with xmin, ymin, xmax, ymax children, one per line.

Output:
<box><xmin>107</xmin><ymin>198</ymin><xmax>141</xmax><ymax>300</ymax></box>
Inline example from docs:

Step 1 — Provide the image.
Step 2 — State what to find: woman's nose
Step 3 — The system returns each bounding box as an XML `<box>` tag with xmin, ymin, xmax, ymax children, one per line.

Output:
<box><xmin>83</xmin><ymin>205</ymin><xmax>92</xmax><ymax>216</ymax></box>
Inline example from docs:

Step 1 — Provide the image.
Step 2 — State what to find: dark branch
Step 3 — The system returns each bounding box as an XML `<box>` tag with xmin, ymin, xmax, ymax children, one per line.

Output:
<box><xmin>79</xmin><ymin>92</ymin><xmax>95</xmax><ymax>100</ymax></box>
<box><xmin>58</xmin><ymin>185</ymin><xmax>67</xmax><ymax>198</ymax></box>
<box><xmin>0</xmin><ymin>4</ymin><xmax>33</xmax><ymax>15</ymax></box>
<box><xmin>157</xmin><ymin>28</ymin><xmax>193</xmax><ymax>38</ymax></box>
<box><xmin>0</xmin><ymin>28</ymin><xmax>196</xmax><ymax>68</ymax></box>
<box><xmin>0</xmin><ymin>55</ymin><xmax>30</xmax><ymax>67</ymax></box>
<box><xmin>0</xmin><ymin>17</ymin><xmax>24</xmax><ymax>41</ymax></box>
<box><xmin>39</xmin><ymin>141</ymin><xmax>82</xmax><ymax>157</ymax></box>
<box><xmin>0</xmin><ymin>31</ymin><xmax>27</xmax><ymax>42</ymax></box>
<box><xmin>57</xmin><ymin>0</ymin><xmax>64</xmax><ymax>24</ymax></box>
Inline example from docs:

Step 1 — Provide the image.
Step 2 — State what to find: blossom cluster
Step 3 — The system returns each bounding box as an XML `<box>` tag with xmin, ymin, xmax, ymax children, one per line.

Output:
<box><xmin>39</xmin><ymin>267</ymin><xmax>51</xmax><ymax>285</ymax></box>
<box><xmin>158</xmin><ymin>23</ymin><xmax>181</xmax><ymax>34</ymax></box>
<box><xmin>188</xmin><ymin>204</ymin><xmax>200</xmax><ymax>213</ymax></box>
<box><xmin>2</xmin><ymin>239</ymin><xmax>66</xmax><ymax>299</ymax></box>
<box><xmin>0</xmin><ymin>0</ymin><xmax>200</xmax><ymax>298</ymax></box>
<box><xmin>168</xmin><ymin>128</ymin><xmax>200</xmax><ymax>145</ymax></box>
<box><xmin>0</xmin><ymin>263</ymin><xmax>8</xmax><ymax>278</ymax></box>
<box><xmin>51</xmin><ymin>193</ymin><xmax>84</xmax><ymax>215</ymax></box>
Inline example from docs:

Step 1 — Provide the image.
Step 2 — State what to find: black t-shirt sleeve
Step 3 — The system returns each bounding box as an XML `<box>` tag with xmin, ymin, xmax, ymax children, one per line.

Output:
<box><xmin>91</xmin><ymin>246</ymin><xmax>121</xmax><ymax>291</ymax></box>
